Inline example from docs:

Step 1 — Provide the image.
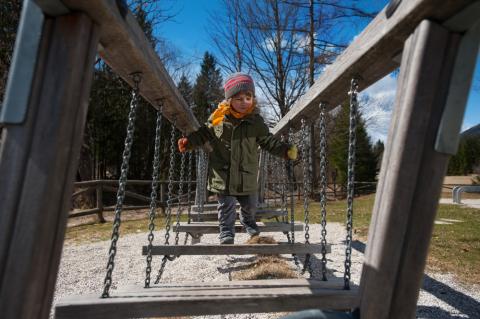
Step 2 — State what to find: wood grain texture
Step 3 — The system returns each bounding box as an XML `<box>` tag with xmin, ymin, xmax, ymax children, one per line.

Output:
<box><xmin>272</xmin><ymin>0</ymin><xmax>474</xmax><ymax>135</ymax></box>
<box><xmin>142</xmin><ymin>243</ymin><xmax>330</xmax><ymax>255</ymax></box>
<box><xmin>0</xmin><ymin>13</ymin><xmax>99</xmax><ymax>319</ymax></box>
<box><xmin>359</xmin><ymin>20</ymin><xmax>458</xmax><ymax>319</ymax></box>
<box><xmin>174</xmin><ymin>221</ymin><xmax>304</xmax><ymax>234</ymax></box>
<box><xmin>190</xmin><ymin>209</ymin><xmax>288</xmax><ymax>221</ymax></box>
<box><xmin>55</xmin><ymin>278</ymin><xmax>358</xmax><ymax>318</ymax></box>
<box><xmin>60</xmin><ymin>0</ymin><xmax>200</xmax><ymax>134</ymax></box>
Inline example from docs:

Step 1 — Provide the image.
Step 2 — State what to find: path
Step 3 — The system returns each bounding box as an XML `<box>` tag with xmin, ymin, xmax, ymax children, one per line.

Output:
<box><xmin>439</xmin><ymin>198</ymin><xmax>480</xmax><ymax>210</ymax></box>
<box><xmin>51</xmin><ymin>224</ymin><xmax>480</xmax><ymax>318</ymax></box>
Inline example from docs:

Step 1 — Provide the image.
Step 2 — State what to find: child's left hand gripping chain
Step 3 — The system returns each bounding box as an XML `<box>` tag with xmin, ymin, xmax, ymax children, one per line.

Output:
<box><xmin>286</xmin><ymin>145</ymin><xmax>298</xmax><ymax>160</ymax></box>
<box><xmin>178</xmin><ymin>137</ymin><xmax>188</xmax><ymax>153</ymax></box>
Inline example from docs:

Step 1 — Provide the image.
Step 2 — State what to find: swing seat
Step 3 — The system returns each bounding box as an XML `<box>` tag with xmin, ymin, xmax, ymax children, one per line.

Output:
<box><xmin>174</xmin><ymin>221</ymin><xmax>304</xmax><ymax>234</ymax></box>
<box><xmin>55</xmin><ymin>278</ymin><xmax>359</xmax><ymax>319</ymax></box>
<box><xmin>142</xmin><ymin>243</ymin><xmax>331</xmax><ymax>255</ymax></box>
<box><xmin>191</xmin><ymin>202</ymin><xmax>270</xmax><ymax>212</ymax></box>
<box><xmin>189</xmin><ymin>208</ymin><xmax>288</xmax><ymax>221</ymax></box>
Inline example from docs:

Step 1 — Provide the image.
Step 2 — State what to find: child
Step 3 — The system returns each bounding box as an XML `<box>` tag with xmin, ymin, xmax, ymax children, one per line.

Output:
<box><xmin>178</xmin><ymin>72</ymin><xmax>297</xmax><ymax>244</ymax></box>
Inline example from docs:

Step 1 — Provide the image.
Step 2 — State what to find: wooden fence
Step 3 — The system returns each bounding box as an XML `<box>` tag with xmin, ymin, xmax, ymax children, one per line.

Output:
<box><xmin>70</xmin><ymin>180</ymin><xmax>196</xmax><ymax>222</ymax></box>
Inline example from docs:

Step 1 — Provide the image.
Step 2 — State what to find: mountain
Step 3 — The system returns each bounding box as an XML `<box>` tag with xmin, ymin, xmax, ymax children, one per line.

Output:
<box><xmin>461</xmin><ymin>124</ymin><xmax>480</xmax><ymax>138</ymax></box>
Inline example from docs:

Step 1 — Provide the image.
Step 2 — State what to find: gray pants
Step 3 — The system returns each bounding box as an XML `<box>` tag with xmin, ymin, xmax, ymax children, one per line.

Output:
<box><xmin>217</xmin><ymin>194</ymin><xmax>258</xmax><ymax>239</ymax></box>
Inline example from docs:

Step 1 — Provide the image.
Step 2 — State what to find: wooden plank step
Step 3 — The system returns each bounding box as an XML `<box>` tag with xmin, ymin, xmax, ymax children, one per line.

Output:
<box><xmin>174</xmin><ymin>222</ymin><xmax>303</xmax><ymax>234</ymax></box>
<box><xmin>142</xmin><ymin>243</ymin><xmax>330</xmax><ymax>255</ymax></box>
<box><xmin>55</xmin><ymin>278</ymin><xmax>359</xmax><ymax>318</ymax></box>
<box><xmin>191</xmin><ymin>202</ymin><xmax>270</xmax><ymax>212</ymax></box>
<box><xmin>189</xmin><ymin>209</ymin><xmax>287</xmax><ymax>221</ymax></box>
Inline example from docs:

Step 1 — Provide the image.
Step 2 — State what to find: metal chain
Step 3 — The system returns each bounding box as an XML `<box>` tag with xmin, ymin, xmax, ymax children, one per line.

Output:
<box><xmin>300</xmin><ymin>119</ymin><xmax>313</xmax><ymax>277</ymax></box>
<box><xmin>263</xmin><ymin>151</ymin><xmax>269</xmax><ymax>207</ymax></box>
<box><xmin>102</xmin><ymin>73</ymin><xmax>141</xmax><ymax>298</ymax></box>
<box><xmin>286</xmin><ymin>128</ymin><xmax>301</xmax><ymax>270</ymax></box>
<box><xmin>344</xmin><ymin>78</ymin><xmax>359</xmax><ymax>290</ymax></box>
<box><xmin>184</xmin><ymin>151</ymin><xmax>193</xmax><ymax>245</ymax></box>
<box><xmin>145</xmin><ymin>108</ymin><xmax>163</xmax><ymax>288</ymax></box>
<box><xmin>155</xmin><ymin>118</ymin><xmax>177</xmax><ymax>284</ymax></box>
<box><xmin>174</xmin><ymin>150</ymin><xmax>187</xmax><ymax>246</ymax></box>
<box><xmin>287</xmin><ymin>127</ymin><xmax>296</xmax><ymax>244</ymax></box>
<box><xmin>196</xmin><ymin>149</ymin><xmax>207</xmax><ymax>221</ymax></box>
<box><xmin>319</xmin><ymin>102</ymin><xmax>329</xmax><ymax>281</ymax></box>
<box><xmin>280</xmin><ymin>135</ymin><xmax>288</xmax><ymax>225</ymax></box>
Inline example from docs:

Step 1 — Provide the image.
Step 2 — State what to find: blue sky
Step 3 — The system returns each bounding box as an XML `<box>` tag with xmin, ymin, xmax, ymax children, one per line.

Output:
<box><xmin>158</xmin><ymin>0</ymin><xmax>479</xmax><ymax>139</ymax></box>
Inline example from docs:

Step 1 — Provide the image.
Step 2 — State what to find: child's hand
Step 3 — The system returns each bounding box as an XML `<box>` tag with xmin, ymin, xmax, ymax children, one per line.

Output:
<box><xmin>178</xmin><ymin>137</ymin><xmax>188</xmax><ymax>153</ymax></box>
<box><xmin>286</xmin><ymin>145</ymin><xmax>298</xmax><ymax>160</ymax></box>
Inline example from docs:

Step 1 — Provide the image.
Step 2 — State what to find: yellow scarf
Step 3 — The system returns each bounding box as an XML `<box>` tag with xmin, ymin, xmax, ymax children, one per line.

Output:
<box><xmin>211</xmin><ymin>100</ymin><xmax>255</xmax><ymax>126</ymax></box>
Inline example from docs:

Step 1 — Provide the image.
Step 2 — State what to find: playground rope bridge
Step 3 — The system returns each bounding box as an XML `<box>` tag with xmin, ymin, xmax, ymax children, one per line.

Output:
<box><xmin>0</xmin><ymin>1</ymin><xmax>479</xmax><ymax>319</ymax></box>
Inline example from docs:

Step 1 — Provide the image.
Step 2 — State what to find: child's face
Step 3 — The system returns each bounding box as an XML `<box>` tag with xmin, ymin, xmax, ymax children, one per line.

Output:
<box><xmin>230</xmin><ymin>91</ymin><xmax>254</xmax><ymax>113</ymax></box>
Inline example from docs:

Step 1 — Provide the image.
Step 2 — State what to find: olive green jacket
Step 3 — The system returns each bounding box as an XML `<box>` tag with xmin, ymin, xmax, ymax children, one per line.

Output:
<box><xmin>187</xmin><ymin>112</ymin><xmax>288</xmax><ymax>195</ymax></box>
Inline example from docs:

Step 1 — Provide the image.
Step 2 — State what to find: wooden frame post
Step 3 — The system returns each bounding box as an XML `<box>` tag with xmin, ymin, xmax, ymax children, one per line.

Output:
<box><xmin>359</xmin><ymin>20</ymin><xmax>464</xmax><ymax>319</ymax></box>
<box><xmin>0</xmin><ymin>11</ymin><xmax>98</xmax><ymax>319</ymax></box>
<box><xmin>96</xmin><ymin>182</ymin><xmax>105</xmax><ymax>223</ymax></box>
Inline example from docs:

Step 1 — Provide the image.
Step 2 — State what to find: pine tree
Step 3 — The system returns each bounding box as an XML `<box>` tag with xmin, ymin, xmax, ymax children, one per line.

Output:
<box><xmin>448</xmin><ymin>137</ymin><xmax>480</xmax><ymax>175</ymax></box>
<box><xmin>192</xmin><ymin>52</ymin><xmax>224</xmax><ymax>123</ymax></box>
<box><xmin>328</xmin><ymin>103</ymin><xmax>377</xmax><ymax>192</ymax></box>
<box><xmin>177</xmin><ymin>74</ymin><xmax>193</xmax><ymax>106</ymax></box>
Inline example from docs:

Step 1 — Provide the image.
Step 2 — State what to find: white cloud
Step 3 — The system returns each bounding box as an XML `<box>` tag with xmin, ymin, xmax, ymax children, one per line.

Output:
<box><xmin>359</xmin><ymin>73</ymin><xmax>397</xmax><ymax>142</ymax></box>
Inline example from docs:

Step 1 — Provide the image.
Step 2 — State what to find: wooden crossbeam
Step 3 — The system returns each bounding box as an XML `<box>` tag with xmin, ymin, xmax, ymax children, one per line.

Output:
<box><xmin>174</xmin><ymin>222</ymin><xmax>304</xmax><ymax>234</ymax></box>
<box><xmin>272</xmin><ymin>0</ymin><xmax>474</xmax><ymax>135</ymax></box>
<box><xmin>142</xmin><ymin>243</ymin><xmax>330</xmax><ymax>255</ymax></box>
<box><xmin>191</xmin><ymin>202</ymin><xmax>269</xmax><ymax>212</ymax></box>
<box><xmin>55</xmin><ymin>278</ymin><xmax>359</xmax><ymax>318</ymax></box>
<box><xmin>190</xmin><ymin>209</ymin><xmax>288</xmax><ymax>221</ymax></box>
<box><xmin>58</xmin><ymin>0</ymin><xmax>200</xmax><ymax>134</ymax></box>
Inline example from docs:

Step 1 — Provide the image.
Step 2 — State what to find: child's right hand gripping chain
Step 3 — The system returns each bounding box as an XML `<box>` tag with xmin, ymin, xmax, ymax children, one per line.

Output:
<box><xmin>178</xmin><ymin>137</ymin><xmax>189</xmax><ymax>153</ymax></box>
<box><xmin>286</xmin><ymin>144</ymin><xmax>298</xmax><ymax>160</ymax></box>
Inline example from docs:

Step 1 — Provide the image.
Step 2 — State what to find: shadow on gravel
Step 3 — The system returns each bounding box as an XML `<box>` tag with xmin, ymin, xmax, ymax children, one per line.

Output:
<box><xmin>351</xmin><ymin>240</ymin><xmax>480</xmax><ymax>319</ymax></box>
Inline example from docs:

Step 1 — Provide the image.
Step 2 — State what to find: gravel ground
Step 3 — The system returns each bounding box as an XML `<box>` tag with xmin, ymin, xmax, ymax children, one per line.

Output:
<box><xmin>52</xmin><ymin>223</ymin><xmax>480</xmax><ymax>318</ymax></box>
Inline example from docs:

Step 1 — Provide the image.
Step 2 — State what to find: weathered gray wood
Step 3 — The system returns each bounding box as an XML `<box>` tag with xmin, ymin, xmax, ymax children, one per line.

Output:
<box><xmin>142</xmin><ymin>243</ymin><xmax>330</xmax><ymax>255</ymax></box>
<box><xmin>272</xmin><ymin>0</ymin><xmax>474</xmax><ymax>135</ymax></box>
<box><xmin>102</xmin><ymin>185</ymin><xmax>161</xmax><ymax>205</ymax></box>
<box><xmin>95</xmin><ymin>184</ymin><xmax>105</xmax><ymax>223</ymax></box>
<box><xmin>0</xmin><ymin>13</ymin><xmax>98</xmax><ymax>319</ymax></box>
<box><xmin>57</xmin><ymin>0</ymin><xmax>199</xmax><ymax>134</ymax></box>
<box><xmin>192</xmin><ymin>209</ymin><xmax>288</xmax><ymax>221</ymax></box>
<box><xmin>69</xmin><ymin>208</ymin><xmax>102</xmax><ymax>219</ymax></box>
<box><xmin>359</xmin><ymin>20</ymin><xmax>461</xmax><ymax>319</ymax></box>
<box><xmin>55</xmin><ymin>278</ymin><xmax>358</xmax><ymax>318</ymax></box>
<box><xmin>174</xmin><ymin>222</ymin><xmax>304</xmax><ymax>234</ymax></box>
<box><xmin>191</xmin><ymin>202</ymin><xmax>239</xmax><ymax>212</ymax></box>
<box><xmin>71</xmin><ymin>187</ymin><xmax>94</xmax><ymax>198</ymax></box>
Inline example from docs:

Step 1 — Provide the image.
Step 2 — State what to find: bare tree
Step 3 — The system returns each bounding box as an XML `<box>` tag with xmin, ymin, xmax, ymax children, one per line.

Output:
<box><xmin>208</xmin><ymin>0</ymin><xmax>246</xmax><ymax>73</ymax></box>
<box><xmin>240</xmin><ymin>0</ymin><xmax>310</xmax><ymax>120</ymax></box>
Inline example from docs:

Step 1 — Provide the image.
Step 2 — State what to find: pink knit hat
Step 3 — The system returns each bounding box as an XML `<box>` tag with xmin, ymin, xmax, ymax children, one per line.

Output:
<box><xmin>223</xmin><ymin>72</ymin><xmax>255</xmax><ymax>99</ymax></box>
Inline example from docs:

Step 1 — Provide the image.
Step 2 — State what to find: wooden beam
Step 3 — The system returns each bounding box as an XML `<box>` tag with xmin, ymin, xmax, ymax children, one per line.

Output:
<box><xmin>190</xmin><ymin>209</ymin><xmax>288</xmax><ymax>221</ymax></box>
<box><xmin>59</xmin><ymin>0</ymin><xmax>200</xmax><ymax>134</ymax></box>
<box><xmin>0</xmin><ymin>13</ymin><xmax>99</xmax><ymax>319</ymax></box>
<box><xmin>359</xmin><ymin>20</ymin><xmax>461</xmax><ymax>319</ymax></box>
<box><xmin>55</xmin><ymin>278</ymin><xmax>358</xmax><ymax>318</ymax></box>
<box><xmin>272</xmin><ymin>0</ymin><xmax>474</xmax><ymax>135</ymax></box>
<box><xmin>174</xmin><ymin>222</ymin><xmax>304</xmax><ymax>234</ymax></box>
<box><xmin>142</xmin><ymin>243</ymin><xmax>330</xmax><ymax>255</ymax></box>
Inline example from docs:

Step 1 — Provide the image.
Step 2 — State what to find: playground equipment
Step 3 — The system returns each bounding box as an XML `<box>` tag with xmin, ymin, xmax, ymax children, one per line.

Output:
<box><xmin>0</xmin><ymin>0</ymin><xmax>479</xmax><ymax>318</ymax></box>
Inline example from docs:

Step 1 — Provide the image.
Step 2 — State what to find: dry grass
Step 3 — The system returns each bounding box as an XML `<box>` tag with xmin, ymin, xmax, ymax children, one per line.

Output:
<box><xmin>231</xmin><ymin>236</ymin><xmax>299</xmax><ymax>281</ymax></box>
